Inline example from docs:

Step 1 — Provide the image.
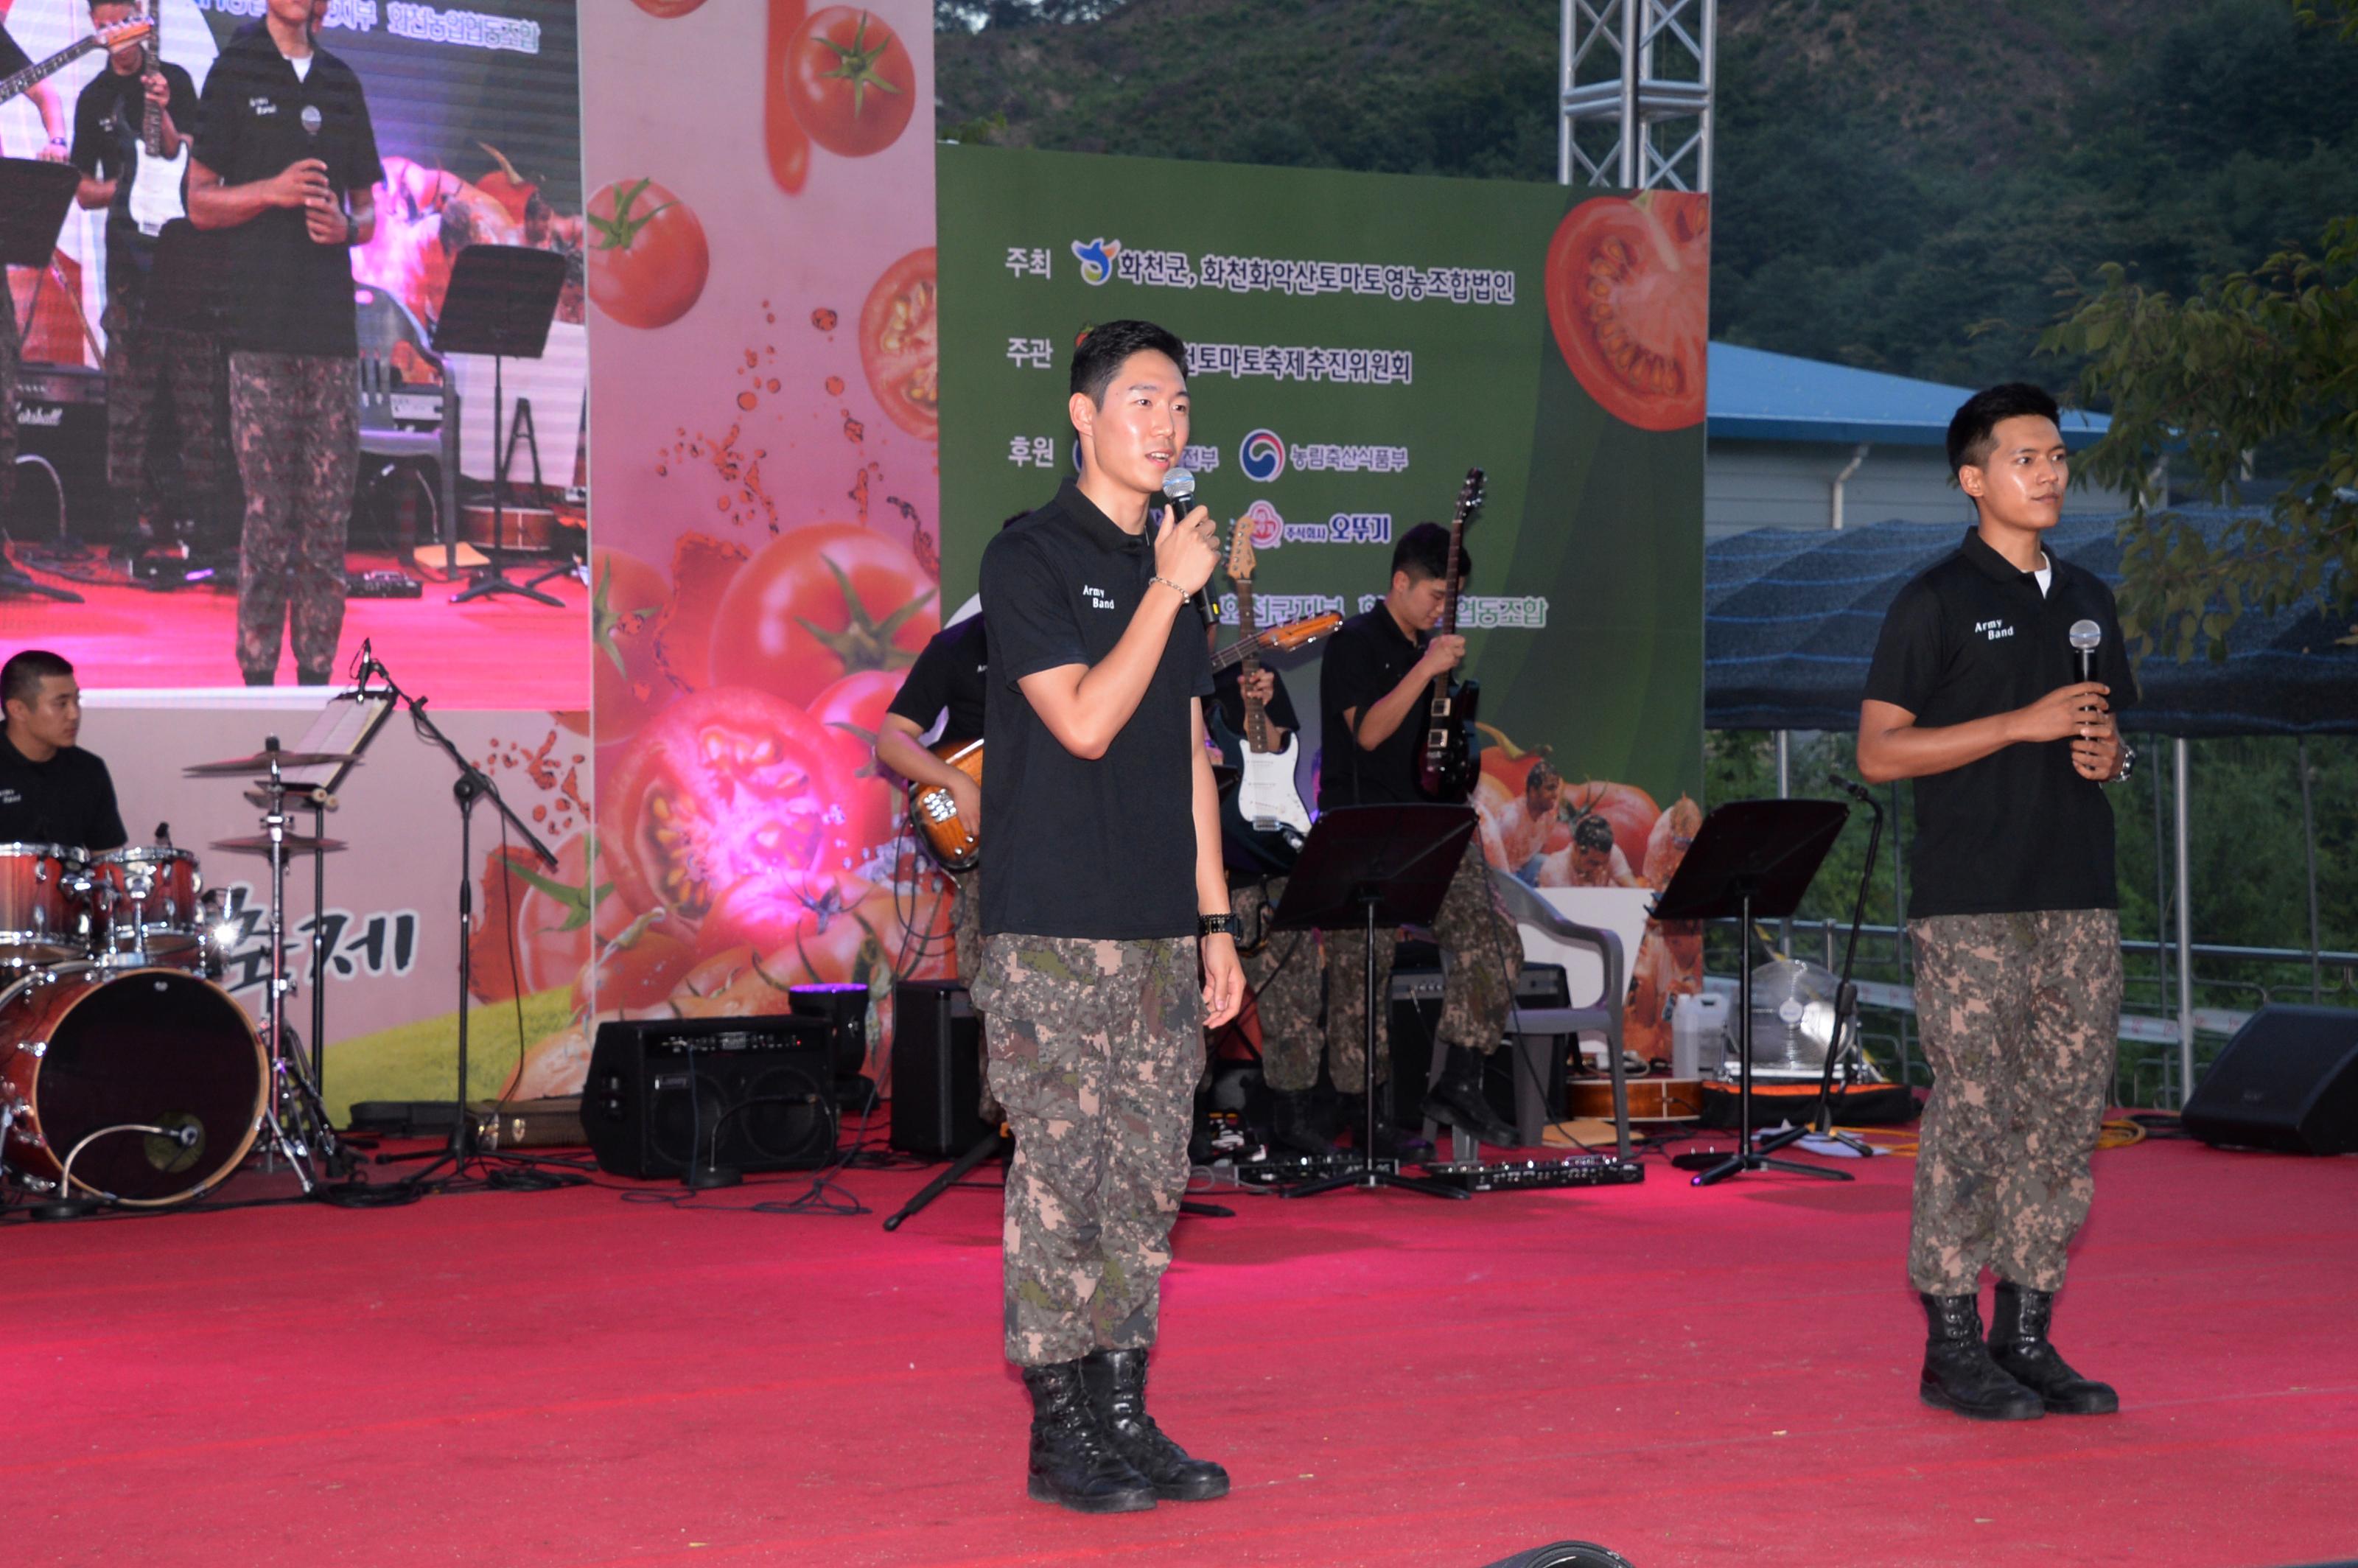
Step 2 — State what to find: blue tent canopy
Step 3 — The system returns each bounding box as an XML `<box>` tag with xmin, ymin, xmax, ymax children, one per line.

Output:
<box><xmin>1704</xmin><ymin>511</ymin><xmax>2358</xmax><ymax>737</ymax></box>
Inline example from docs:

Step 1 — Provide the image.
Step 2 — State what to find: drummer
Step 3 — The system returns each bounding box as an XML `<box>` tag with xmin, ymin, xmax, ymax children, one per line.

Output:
<box><xmin>0</xmin><ymin>651</ymin><xmax>127</xmax><ymax>853</ymax></box>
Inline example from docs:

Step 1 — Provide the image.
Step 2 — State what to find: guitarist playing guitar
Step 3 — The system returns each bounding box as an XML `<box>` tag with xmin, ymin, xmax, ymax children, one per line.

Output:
<box><xmin>70</xmin><ymin>0</ymin><xmax>205</xmax><ymax>546</ymax></box>
<box><xmin>1315</xmin><ymin>475</ymin><xmax>1523</xmax><ymax>1149</ymax></box>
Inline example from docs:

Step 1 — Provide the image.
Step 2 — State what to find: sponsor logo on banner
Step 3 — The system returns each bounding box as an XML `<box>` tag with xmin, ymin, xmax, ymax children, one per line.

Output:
<box><xmin>1071</xmin><ymin>237</ymin><xmax>1123</xmax><ymax>286</ymax></box>
<box><xmin>1241</xmin><ymin>499</ymin><xmax>1285</xmax><ymax>551</ymax></box>
<box><xmin>1239</xmin><ymin>428</ymin><xmax>1287</xmax><ymax>483</ymax></box>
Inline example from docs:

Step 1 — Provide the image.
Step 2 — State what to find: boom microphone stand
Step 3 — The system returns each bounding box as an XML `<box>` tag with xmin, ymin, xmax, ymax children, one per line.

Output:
<box><xmin>363</xmin><ymin>649</ymin><xmax>558</xmax><ymax>1182</ymax></box>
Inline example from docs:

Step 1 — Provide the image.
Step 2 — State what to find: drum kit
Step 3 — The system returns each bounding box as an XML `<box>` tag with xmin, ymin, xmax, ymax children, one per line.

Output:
<box><xmin>0</xmin><ymin>741</ymin><xmax>362</xmax><ymax>1214</ymax></box>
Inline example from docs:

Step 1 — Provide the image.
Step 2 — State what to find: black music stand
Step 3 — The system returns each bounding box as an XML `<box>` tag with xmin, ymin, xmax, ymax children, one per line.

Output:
<box><xmin>1273</xmin><ymin>803</ymin><xmax>1478</xmax><ymax>1202</ymax></box>
<box><xmin>0</xmin><ymin>158</ymin><xmax>88</xmax><ymax>603</ymax></box>
<box><xmin>1651</xmin><ymin>798</ymin><xmax>1850</xmax><ymax>1188</ymax></box>
<box><xmin>428</xmin><ymin>245</ymin><xmax>567</xmax><ymax>606</ymax></box>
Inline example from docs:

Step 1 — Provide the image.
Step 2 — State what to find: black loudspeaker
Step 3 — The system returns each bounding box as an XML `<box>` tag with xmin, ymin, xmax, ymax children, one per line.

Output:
<box><xmin>582</xmin><ymin>1015</ymin><xmax>838</xmax><ymax>1179</ymax></box>
<box><xmin>788</xmin><ymin>981</ymin><xmax>870</xmax><ymax>1091</ymax></box>
<box><xmin>1388</xmin><ymin>957</ymin><xmax>1570</xmax><ymax>1132</ymax></box>
<box><xmin>9</xmin><ymin>363</ymin><xmax>108</xmax><ymax>540</ymax></box>
<box><xmin>891</xmin><ymin>980</ymin><xmax>994</xmax><ymax>1158</ymax></box>
<box><xmin>2182</xmin><ymin>1004</ymin><xmax>2358</xmax><ymax>1155</ymax></box>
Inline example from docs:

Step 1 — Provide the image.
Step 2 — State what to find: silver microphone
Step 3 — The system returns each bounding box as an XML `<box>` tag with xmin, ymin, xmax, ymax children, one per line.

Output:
<box><xmin>1158</xmin><ymin>468</ymin><xmax>1217</xmax><ymax>626</ymax></box>
<box><xmin>2068</xmin><ymin>618</ymin><xmax>2102</xmax><ymax>685</ymax></box>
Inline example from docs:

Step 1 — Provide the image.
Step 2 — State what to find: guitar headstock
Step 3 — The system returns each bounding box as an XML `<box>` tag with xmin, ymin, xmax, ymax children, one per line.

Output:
<box><xmin>97</xmin><ymin>17</ymin><xmax>155</xmax><ymax>49</ymax></box>
<box><xmin>1225</xmin><ymin>519</ymin><xmax>1256</xmax><ymax>584</ymax></box>
<box><xmin>1264</xmin><ymin>612</ymin><xmax>1341</xmax><ymax>652</ymax></box>
<box><xmin>1455</xmin><ymin>466</ymin><xmax>1486</xmax><ymax>526</ymax></box>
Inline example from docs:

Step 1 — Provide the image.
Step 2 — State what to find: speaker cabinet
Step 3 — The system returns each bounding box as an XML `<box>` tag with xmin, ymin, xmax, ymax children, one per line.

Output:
<box><xmin>2183</xmin><ymin>1004</ymin><xmax>2358</xmax><ymax>1155</ymax></box>
<box><xmin>891</xmin><ymin>980</ymin><xmax>995</xmax><ymax>1158</ymax></box>
<box><xmin>583</xmin><ymin>1015</ymin><xmax>837</xmax><ymax>1179</ymax></box>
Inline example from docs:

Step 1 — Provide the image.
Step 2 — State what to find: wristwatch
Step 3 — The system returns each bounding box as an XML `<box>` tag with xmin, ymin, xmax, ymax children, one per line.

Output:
<box><xmin>1198</xmin><ymin>912</ymin><xmax>1241</xmax><ymax>940</ymax></box>
<box><xmin>2102</xmin><ymin>741</ymin><xmax>2137</xmax><ymax>786</ymax></box>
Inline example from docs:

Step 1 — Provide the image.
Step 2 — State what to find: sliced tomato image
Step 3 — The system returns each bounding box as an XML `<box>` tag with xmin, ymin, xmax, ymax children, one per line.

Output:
<box><xmin>707</xmin><ymin>522</ymin><xmax>938</xmax><ymax>708</ymax></box>
<box><xmin>859</xmin><ymin>246</ymin><xmax>937</xmax><ymax>439</ymax></box>
<box><xmin>785</xmin><ymin>7</ymin><xmax>916</xmax><ymax>159</ymax></box>
<box><xmin>597</xmin><ymin>687</ymin><xmax>866</xmax><ymax>933</ymax></box>
<box><xmin>1544</xmin><ymin>192</ymin><xmax>1710</xmax><ymax>432</ymax></box>
<box><xmin>587</xmin><ymin>177</ymin><xmax>709</xmax><ymax>330</ymax></box>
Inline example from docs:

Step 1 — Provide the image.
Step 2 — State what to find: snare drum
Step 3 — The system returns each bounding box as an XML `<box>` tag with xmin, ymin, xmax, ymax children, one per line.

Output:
<box><xmin>86</xmin><ymin>846</ymin><xmax>205</xmax><ymax>962</ymax></box>
<box><xmin>0</xmin><ymin>843</ymin><xmax>83</xmax><ymax>965</ymax></box>
<box><xmin>0</xmin><ymin>964</ymin><xmax>265</xmax><ymax>1205</ymax></box>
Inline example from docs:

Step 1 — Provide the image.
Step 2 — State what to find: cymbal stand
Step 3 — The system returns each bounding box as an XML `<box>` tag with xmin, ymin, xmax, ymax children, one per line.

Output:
<box><xmin>250</xmin><ymin>740</ymin><xmax>341</xmax><ymax>1190</ymax></box>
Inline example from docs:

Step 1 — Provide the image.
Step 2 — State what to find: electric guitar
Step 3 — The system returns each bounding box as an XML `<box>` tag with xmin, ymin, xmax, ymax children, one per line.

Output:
<box><xmin>907</xmin><ymin>737</ymin><xmax>983</xmax><ymax>873</ymax></box>
<box><xmin>1414</xmin><ymin>466</ymin><xmax>1487</xmax><ymax>802</ymax></box>
<box><xmin>0</xmin><ymin>19</ymin><xmax>152</xmax><ymax>106</ymax></box>
<box><xmin>1208</xmin><ymin>528</ymin><xmax>1314</xmax><ymax>873</ymax></box>
<box><xmin>1208</xmin><ymin>609</ymin><xmax>1341</xmax><ymax>672</ymax></box>
<box><xmin>125</xmin><ymin>4</ymin><xmax>186</xmax><ymax>237</ymax></box>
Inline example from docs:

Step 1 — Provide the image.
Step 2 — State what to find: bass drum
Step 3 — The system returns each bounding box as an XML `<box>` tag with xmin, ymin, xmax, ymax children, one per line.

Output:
<box><xmin>0</xmin><ymin>966</ymin><xmax>265</xmax><ymax>1206</ymax></box>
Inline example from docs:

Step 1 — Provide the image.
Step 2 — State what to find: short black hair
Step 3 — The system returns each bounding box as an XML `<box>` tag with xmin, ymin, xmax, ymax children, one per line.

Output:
<box><xmin>1391</xmin><ymin>522</ymin><xmax>1467</xmax><ymax>586</ymax></box>
<box><xmin>1070</xmin><ymin>319</ymin><xmax>1188</xmax><ymax>407</ymax></box>
<box><xmin>2</xmin><ymin>650</ymin><xmax>74</xmax><ymax>710</ymax></box>
<box><xmin>1947</xmin><ymin>382</ymin><xmax>2063</xmax><ymax>476</ymax></box>
<box><xmin>1525</xmin><ymin>757</ymin><xmax>1560</xmax><ymax>794</ymax></box>
<box><xmin>1572</xmin><ymin>813</ymin><xmax>1616</xmax><ymax>853</ymax></box>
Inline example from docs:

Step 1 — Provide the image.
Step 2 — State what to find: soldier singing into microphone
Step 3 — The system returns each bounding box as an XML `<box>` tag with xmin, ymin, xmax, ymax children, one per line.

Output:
<box><xmin>1856</xmin><ymin>382</ymin><xmax>2137</xmax><ymax>1424</ymax></box>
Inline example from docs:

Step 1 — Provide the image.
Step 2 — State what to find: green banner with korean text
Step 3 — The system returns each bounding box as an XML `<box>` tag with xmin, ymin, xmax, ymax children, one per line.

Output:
<box><xmin>938</xmin><ymin>144</ymin><xmax>1709</xmax><ymax>1056</ymax></box>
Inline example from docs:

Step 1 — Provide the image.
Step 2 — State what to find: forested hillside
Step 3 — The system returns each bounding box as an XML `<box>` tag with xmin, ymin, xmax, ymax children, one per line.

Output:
<box><xmin>937</xmin><ymin>0</ymin><xmax>2358</xmax><ymax>388</ymax></box>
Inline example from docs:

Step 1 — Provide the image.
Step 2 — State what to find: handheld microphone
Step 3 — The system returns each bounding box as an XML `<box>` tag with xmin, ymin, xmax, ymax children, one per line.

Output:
<box><xmin>2068</xmin><ymin>618</ymin><xmax>2102</xmax><ymax>685</ymax></box>
<box><xmin>1158</xmin><ymin>468</ymin><xmax>1219</xmax><ymax>627</ymax></box>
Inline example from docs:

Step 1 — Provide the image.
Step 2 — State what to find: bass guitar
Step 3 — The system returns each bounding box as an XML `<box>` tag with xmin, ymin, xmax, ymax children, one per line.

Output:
<box><xmin>906</xmin><ymin>736</ymin><xmax>983</xmax><ymax>873</ymax></box>
<box><xmin>125</xmin><ymin>4</ymin><xmax>186</xmax><ymax>237</ymax></box>
<box><xmin>1208</xmin><ymin>609</ymin><xmax>1341</xmax><ymax>672</ymax></box>
<box><xmin>1414</xmin><ymin>466</ymin><xmax>1487</xmax><ymax>802</ymax></box>
<box><xmin>1208</xmin><ymin>527</ymin><xmax>1313</xmax><ymax>872</ymax></box>
<box><xmin>0</xmin><ymin>18</ymin><xmax>151</xmax><ymax>106</ymax></box>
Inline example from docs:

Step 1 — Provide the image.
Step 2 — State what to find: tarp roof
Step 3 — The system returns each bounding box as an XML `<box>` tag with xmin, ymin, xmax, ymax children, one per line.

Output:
<box><xmin>1704</xmin><ymin>511</ymin><xmax>2358</xmax><ymax>737</ymax></box>
<box><xmin>1707</xmin><ymin>342</ymin><xmax>2112</xmax><ymax>448</ymax></box>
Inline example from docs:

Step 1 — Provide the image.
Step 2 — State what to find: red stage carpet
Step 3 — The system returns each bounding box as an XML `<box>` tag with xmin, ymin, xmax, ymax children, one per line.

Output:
<box><xmin>7</xmin><ymin>1132</ymin><xmax>2354</xmax><ymax>1568</ymax></box>
<box><xmin>0</xmin><ymin>550</ymin><xmax>587</xmax><ymax>708</ymax></box>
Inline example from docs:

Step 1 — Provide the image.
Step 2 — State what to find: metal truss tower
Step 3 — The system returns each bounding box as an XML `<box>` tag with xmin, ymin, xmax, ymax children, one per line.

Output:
<box><xmin>1559</xmin><ymin>0</ymin><xmax>1716</xmax><ymax>192</ymax></box>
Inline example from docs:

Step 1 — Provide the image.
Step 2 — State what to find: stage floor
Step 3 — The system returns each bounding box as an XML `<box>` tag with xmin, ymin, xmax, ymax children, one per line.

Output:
<box><xmin>7</xmin><ymin>1130</ymin><xmax>2354</xmax><ymax>1568</ymax></box>
<box><xmin>0</xmin><ymin>549</ymin><xmax>587</xmax><ymax>707</ymax></box>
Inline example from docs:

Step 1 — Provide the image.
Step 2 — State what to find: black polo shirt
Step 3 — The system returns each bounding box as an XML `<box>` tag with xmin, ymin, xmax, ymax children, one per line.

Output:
<box><xmin>1318</xmin><ymin>606</ymin><xmax>1430</xmax><ymax>810</ymax></box>
<box><xmin>192</xmin><ymin>24</ymin><xmax>382</xmax><ymax>357</ymax></box>
<box><xmin>1864</xmin><ymin>528</ymin><xmax>2138</xmax><ymax>919</ymax></box>
<box><xmin>71</xmin><ymin>61</ymin><xmax>202</xmax><ymax>295</ymax></box>
<box><xmin>0</xmin><ymin>27</ymin><xmax>31</xmax><ymax>87</ymax></box>
<box><xmin>1211</xmin><ymin>659</ymin><xmax>1301</xmax><ymax>743</ymax></box>
<box><xmin>886</xmin><ymin>615</ymin><xmax>988</xmax><ymax>743</ymax></box>
<box><xmin>0</xmin><ymin>730</ymin><xmax>128</xmax><ymax>852</ymax></box>
<box><xmin>978</xmin><ymin>480</ymin><xmax>1214</xmax><ymax>939</ymax></box>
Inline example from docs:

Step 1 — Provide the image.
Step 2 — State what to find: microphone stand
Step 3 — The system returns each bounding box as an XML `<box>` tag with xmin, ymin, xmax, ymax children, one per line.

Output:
<box><xmin>366</xmin><ymin>654</ymin><xmax>559</xmax><ymax>1183</ymax></box>
<box><xmin>1755</xmin><ymin>776</ymin><xmax>1883</xmax><ymax>1163</ymax></box>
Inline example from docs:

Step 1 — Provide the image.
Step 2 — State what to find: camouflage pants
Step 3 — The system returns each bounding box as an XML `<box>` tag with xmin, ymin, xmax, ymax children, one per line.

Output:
<box><xmin>1323</xmin><ymin>836</ymin><xmax>1517</xmax><ymax>1093</ymax></box>
<box><xmin>228</xmin><ymin>351</ymin><xmax>358</xmax><ymax>683</ymax></box>
<box><xmin>105</xmin><ymin>286</ymin><xmax>231</xmax><ymax>512</ymax></box>
<box><xmin>1234</xmin><ymin>876</ymin><xmax>1328</xmax><ymax>1093</ymax></box>
<box><xmin>972</xmin><ymin>933</ymin><xmax>1205</xmax><ymax>1367</ymax></box>
<box><xmin>1908</xmin><ymin>909</ymin><xmax>2122</xmax><ymax>1296</ymax></box>
<box><xmin>948</xmin><ymin>869</ymin><xmax>1000</xmax><ymax>1121</ymax></box>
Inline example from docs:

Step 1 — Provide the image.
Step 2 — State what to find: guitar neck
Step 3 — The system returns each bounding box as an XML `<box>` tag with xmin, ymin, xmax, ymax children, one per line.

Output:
<box><xmin>1</xmin><ymin>37</ymin><xmax>97</xmax><ymax>105</ymax></box>
<box><xmin>1235</xmin><ymin>576</ymin><xmax>1270</xmax><ymax>751</ymax></box>
<box><xmin>142</xmin><ymin>30</ymin><xmax>164</xmax><ymax>155</ymax></box>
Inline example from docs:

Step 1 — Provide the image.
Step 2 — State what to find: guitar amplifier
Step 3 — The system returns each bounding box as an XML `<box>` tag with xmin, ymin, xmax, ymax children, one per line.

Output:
<box><xmin>582</xmin><ymin>1015</ymin><xmax>837</xmax><ymax>1180</ymax></box>
<box><xmin>8</xmin><ymin>363</ymin><xmax>108</xmax><ymax>541</ymax></box>
<box><xmin>891</xmin><ymin>980</ymin><xmax>996</xmax><ymax>1158</ymax></box>
<box><xmin>1388</xmin><ymin>957</ymin><xmax>1570</xmax><ymax>1133</ymax></box>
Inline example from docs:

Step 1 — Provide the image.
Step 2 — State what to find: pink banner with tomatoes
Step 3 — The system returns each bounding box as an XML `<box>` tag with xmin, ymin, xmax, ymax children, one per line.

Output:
<box><xmin>554</xmin><ymin>1</ymin><xmax>943</xmax><ymax>1097</ymax></box>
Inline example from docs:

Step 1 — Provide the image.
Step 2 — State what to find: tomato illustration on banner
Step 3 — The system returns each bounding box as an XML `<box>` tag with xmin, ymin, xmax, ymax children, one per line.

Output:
<box><xmin>1544</xmin><ymin>191</ymin><xmax>1710</xmax><ymax>432</ymax></box>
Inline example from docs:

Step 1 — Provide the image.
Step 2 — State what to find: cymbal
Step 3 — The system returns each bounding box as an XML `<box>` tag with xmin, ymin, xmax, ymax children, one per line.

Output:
<box><xmin>185</xmin><ymin>748</ymin><xmax>362</xmax><ymax>776</ymax></box>
<box><xmin>210</xmin><ymin>833</ymin><xmax>348</xmax><ymax>856</ymax></box>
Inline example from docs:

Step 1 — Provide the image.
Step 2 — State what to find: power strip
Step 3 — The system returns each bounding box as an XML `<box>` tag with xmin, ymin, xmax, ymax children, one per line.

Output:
<box><xmin>1421</xmin><ymin>1155</ymin><xmax>1646</xmax><ymax>1192</ymax></box>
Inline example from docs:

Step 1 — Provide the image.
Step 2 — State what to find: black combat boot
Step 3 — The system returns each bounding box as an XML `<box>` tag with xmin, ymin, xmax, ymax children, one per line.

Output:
<box><xmin>1918</xmin><ymin>1292</ymin><xmax>2043</xmax><ymax>1421</ymax></box>
<box><xmin>1988</xmin><ymin>1281</ymin><xmax>2119</xmax><ymax>1415</ymax></box>
<box><xmin>1020</xmin><ymin>1361</ymin><xmax>1156</xmax><ymax>1513</ymax></box>
<box><xmin>1270</xmin><ymin>1091</ymin><xmax>1338</xmax><ymax>1158</ymax></box>
<box><xmin>1421</xmin><ymin>1045</ymin><xmax>1520</xmax><ymax>1147</ymax></box>
<box><xmin>1080</xmin><ymin>1348</ymin><xmax>1230</xmax><ymax>1502</ymax></box>
<box><xmin>1334</xmin><ymin>1092</ymin><xmax>1432</xmax><ymax>1161</ymax></box>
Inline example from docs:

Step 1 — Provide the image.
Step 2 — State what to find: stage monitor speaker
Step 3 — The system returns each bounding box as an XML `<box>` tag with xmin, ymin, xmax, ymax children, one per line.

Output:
<box><xmin>2181</xmin><ymin>1004</ymin><xmax>2358</xmax><ymax>1155</ymax></box>
<box><xmin>9</xmin><ymin>364</ymin><xmax>108</xmax><ymax>542</ymax></box>
<box><xmin>892</xmin><ymin>980</ymin><xmax>994</xmax><ymax>1158</ymax></box>
<box><xmin>582</xmin><ymin>1014</ymin><xmax>837</xmax><ymax>1179</ymax></box>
